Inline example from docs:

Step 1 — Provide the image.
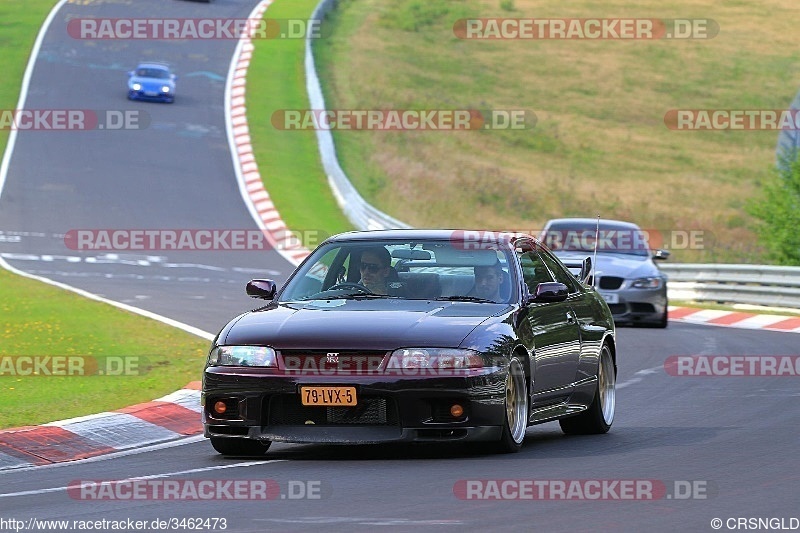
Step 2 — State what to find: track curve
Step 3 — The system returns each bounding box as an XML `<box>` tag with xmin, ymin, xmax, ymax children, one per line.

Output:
<box><xmin>0</xmin><ymin>0</ymin><xmax>289</xmax><ymax>333</ymax></box>
<box><xmin>0</xmin><ymin>1</ymin><xmax>798</xmax><ymax>532</ymax></box>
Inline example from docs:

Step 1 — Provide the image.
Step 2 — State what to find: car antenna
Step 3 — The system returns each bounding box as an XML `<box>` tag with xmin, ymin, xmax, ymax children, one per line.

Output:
<box><xmin>592</xmin><ymin>214</ymin><xmax>600</xmax><ymax>289</ymax></box>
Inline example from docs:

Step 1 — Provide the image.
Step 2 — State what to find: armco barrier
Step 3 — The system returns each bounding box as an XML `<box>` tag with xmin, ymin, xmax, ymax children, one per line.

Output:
<box><xmin>660</xmin><ymin>264</ymin><xmax>800</xmax><ymax>308</ymax></box>
<box><xmin>306</xmin><ymin>0</ymin><xmax>410</xmax><ymax>231</ymax></box>
<box><xmin>304</xmin><ymin>3</ymin><xmax>799</xmax><ymax>311</ymax></box>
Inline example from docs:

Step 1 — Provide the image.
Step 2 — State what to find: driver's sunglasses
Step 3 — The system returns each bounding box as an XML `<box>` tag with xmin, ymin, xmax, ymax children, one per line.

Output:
<box><xmin>359</xmin><ymin>262</ymin><xmax>383</xmax><ymax>274</ymax></box>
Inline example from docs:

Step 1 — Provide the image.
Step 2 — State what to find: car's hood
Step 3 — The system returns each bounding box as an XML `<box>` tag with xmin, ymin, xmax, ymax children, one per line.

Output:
<box><xmin>555</xmin><ymin>252</ymin><xmax>661</xmax><ymax>279</ymax></box>
<box><xmin>221</xmin><ymin>299</ymin><xmax>509</xmax><ymax>350</ymax></box>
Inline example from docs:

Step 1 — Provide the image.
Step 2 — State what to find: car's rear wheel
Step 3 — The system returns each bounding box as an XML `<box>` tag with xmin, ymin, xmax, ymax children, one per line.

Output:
<box><xmin>493</xmin><ymin>356</ymin><xmax>528</xmax><ymax>453</ymax></box>
<box><xmin>559</xmin><ymin>344</ymin><xmax>615</xmax><ymax>435</ymax></box>
<box><xmin>210</xmin><ymin>437</ymin><xmax>271</xmax><ymax>457</ymax></box>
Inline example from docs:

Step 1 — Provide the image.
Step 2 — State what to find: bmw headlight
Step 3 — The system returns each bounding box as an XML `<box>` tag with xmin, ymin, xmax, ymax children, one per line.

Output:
<box><xmin>132</xmin><ymin>83</ymin><xmax>142</xmax><ymax>91</ymax></box>
<box><xmin>208</xmin><ymin>346</ymin><xmax>277</xmax><ymax>367</ymax></box>
<box><xmin>387</xmin><ymin>348</ymin><xmax>484</xmax><ymax>369</ymax></box>
<box><xmin>631</xmin><ymin>277</ymin><xmax>663</xmax><ymax>289</ymax></box>
<box><xmin>161</xmin><ymin>86</ymin><xmax>170</xmax><ymax>93</ymax></box>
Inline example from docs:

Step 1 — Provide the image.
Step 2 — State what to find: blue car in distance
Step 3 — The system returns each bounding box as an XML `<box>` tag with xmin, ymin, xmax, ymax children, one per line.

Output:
<box><xmin>127</xmin><ymin>63</ymin><xmax>176</xmax><ymax>103</ymax></box>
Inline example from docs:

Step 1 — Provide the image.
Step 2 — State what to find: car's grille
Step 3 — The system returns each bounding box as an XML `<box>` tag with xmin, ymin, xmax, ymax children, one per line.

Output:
<box><xmin>608</xmin><ymin>303</ymin><xmax>627</xmax><ymax>315</ymax></box>
<box><xmin>279</xmin><ymin>351</ymin><xmax>388</xmax><ymax>374</ymax></box>
<box><xmin>630</xmin><ymin>302</ymin><xmax>656</xmax><ymax>313</ymax></box>
<box><xmin>266</xmin><ymin>395</ymin><xmax>398</xmax><ymax>426</ymax></box>
<box><xmin>598</xmin><ymin>276</ymin><xmax>624</xmax><ymax>290</ymax></box>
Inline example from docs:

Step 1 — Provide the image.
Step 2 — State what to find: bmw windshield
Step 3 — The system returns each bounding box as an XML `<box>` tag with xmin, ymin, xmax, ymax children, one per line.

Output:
<box><xmin>542</xmin><ymin>223</ymin><xmax>651</xmax><ymax>257</ymax></box>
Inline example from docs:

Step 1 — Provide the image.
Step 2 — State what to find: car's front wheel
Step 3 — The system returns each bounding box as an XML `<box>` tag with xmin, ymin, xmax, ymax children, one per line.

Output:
<box><xmin>210</xmin><ymin>437</ymin><xmax>271</xmax><ymax>457</ymax></box>
<box><xmin>559</xmin><ymin>343</ymin><xmax>615</xmax><ymax>435</ymax></box>
<box><xmin>493</xmin><ymin>356</ymin><xmax>529</xmax><ymax>453</ymax></box>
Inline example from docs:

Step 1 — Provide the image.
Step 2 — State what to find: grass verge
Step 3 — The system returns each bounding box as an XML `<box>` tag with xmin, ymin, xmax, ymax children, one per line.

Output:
<box><xmin>309</xmin><ymin>0</ymin><xmax>800</xmax><ymax>264</ymax></box>
<box><xmin>0</xmin><ymin>268</ymin><xmax>210</xmax><ymax>429</ymax></box>
<box><xmin>246</xmin><ymin>0</ymin><xmax>353</xmax><ymax>242</ymax></box>
<box><xmin>0</xmin><ymin>1</ymin><xmax>210</xmax><ymax>429</ymax></box>
<box><xmin>0</xmin><ymin>0</ymin><xmax>61</xmax><ymax>152</ymax></box>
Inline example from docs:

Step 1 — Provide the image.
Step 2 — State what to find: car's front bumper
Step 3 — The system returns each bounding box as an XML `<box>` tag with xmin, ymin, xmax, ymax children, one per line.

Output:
<box><xmin>598</xmin><ymin>286</ymin><xmax>667</xmax><ymax>325</ymax></box>
<box><xmin>128</xmin><ymin>89</ymin><xmax>173</xmax><ymax>102</ymax></box>
<box><xmin>202</xmin><ymin>368</ymin><xmax>507</xmax><ymax>444</ymax></box>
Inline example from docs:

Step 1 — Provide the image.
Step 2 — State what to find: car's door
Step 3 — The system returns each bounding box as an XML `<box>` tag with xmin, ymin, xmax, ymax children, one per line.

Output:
<box><xmin>516</xmin><ymin>241</ymin><xmax>582</xmax><ymax>404</ymax></box>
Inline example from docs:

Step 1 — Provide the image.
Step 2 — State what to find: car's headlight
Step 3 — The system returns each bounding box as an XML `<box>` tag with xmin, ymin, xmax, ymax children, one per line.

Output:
<box><xmin>132</xmin><ymin>83</ymin><xmax>142</xmax><ymax>91</ymax></box>
<box><xmin>631</xmin><ymin>277</ymin><xmax>663</xmax><ymax>289</ymax></box>
<box><xmin>208</xmin><ymin>346</ymin><xmax>277</xmax><ymax>367</ymax></box>
<box><xmin>387</xmin><ymin>348</ymin><xmax>484</xmax><ymax>369</ymax></box>
<box><xmin>161</xmin><ymin>86</ymin><xmax>170</xmax><ymax>93</ymax></box>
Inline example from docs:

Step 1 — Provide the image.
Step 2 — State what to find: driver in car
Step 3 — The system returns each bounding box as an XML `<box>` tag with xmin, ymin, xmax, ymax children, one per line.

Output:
<box><xmin>358</xmin><ymin>247</ymin><xmax>395</xmax><ymax>295</ymax></box>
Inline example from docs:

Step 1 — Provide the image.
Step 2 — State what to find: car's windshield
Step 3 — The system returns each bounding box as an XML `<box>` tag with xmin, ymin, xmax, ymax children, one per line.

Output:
<box><xmin>136</xmin><ymin>67</ymin><xmax>170</xmax><ymax>79</ymax></box>
<box><xmin>542</xmin><ymin>223</ymin><xmax>650</xmax><ymax>257</ymax></box>
<box><xmin>279</xmin><ymin>238</ymin><xmax>516</xmax><ymax>303</ymax></box>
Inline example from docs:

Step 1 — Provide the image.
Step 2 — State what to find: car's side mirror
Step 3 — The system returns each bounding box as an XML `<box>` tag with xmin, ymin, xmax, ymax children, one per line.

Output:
<box><xmin>527</xmin><ymin>282</ymin><xmax>569</xmax><ymax>303</ymax></box>
<box><xmin>579</xmin><ymin>256</ymin><xmax>592</xmax><ymax>284</ymax></box>
<box><xmin>246</xmin><ymin>279</ymin><xmax>277</xmax><ymax>300</ymax></box>
<box><xmin>128</xmin><ymin>70</ymin><xmax>134</xmax><ymax>77</ymax></box>
<box><xmin>171</xmin><ymin>74</ymin><xmax>177</xmax><ymax>81</ymax></box>
<box><xmin>653</xmin><ymin>249</ymin><xmax>670</xmax><ymax>261</ymax></box>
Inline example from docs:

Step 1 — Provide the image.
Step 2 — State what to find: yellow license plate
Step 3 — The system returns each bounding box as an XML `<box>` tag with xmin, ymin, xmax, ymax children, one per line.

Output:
<box><xmin>300</xmin><ymin>386</ymin><xmax>357</xmax><ymax>406</ymax></box>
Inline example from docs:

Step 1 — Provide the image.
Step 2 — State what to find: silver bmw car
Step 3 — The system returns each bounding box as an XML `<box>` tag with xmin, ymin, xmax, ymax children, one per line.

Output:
<box><xmin>540</xmin><ymin>218</ymin><xmax>669</xmax><ymax>328</ymax></box>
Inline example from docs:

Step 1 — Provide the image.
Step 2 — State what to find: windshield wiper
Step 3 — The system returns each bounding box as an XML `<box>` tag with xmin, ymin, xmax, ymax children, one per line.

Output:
<box><xmin>433</xmin><ymin>295</ymin><xmax>495</xmax><ymax>303</ymax></box>
<box><xmin>338</xmin><ymin>293</ymin><xmax>395</xmax><ymax>299</ymax></box>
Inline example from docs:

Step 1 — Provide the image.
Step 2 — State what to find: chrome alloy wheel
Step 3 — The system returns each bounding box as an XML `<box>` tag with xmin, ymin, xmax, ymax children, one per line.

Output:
<box><xmin>505</xmin><ymin>357</ymin><xmax>529</xmax><ymax>444</ymax></box>
<box><xmin>598</xmin><ymin>346</ymin><xmax>616</xmax><ymax>426</ymax></box>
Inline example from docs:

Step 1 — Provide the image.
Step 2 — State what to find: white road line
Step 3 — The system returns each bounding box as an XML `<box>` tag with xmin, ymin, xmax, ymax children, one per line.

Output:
<box><xmin>0</xmin><ymin>2</ymin><xmax>214</xmax><ymax>342</ymax></box>
<box><xmin>0</xmin><ymin>459</ymin><xmax>285</xmax><ymax>499</ymax></box>
<box><xmin>0</xmin><ymin>0</ymin><xmax>69</xmax><ymax>197</ymax></box>
<box><xmin>0</xmin><ymin>257</ymin><xmax>214</xmax><ymax>341</ymax></box>
<box><xmin>616</xmin><ymin>365</ymin><xmax>664</xmax><ymax>389</ymax></box>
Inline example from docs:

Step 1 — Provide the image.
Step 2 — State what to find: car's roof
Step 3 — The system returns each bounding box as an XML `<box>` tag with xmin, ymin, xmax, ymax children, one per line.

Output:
<box><xmin>544</xmin><ymin>218</ymin><xmax>642</xmax><ymax>230</ymax></box>
<box><xmin>324</xmin><ymin>228</ymin><xmax>535</xmax><ymax>244</ymax></box>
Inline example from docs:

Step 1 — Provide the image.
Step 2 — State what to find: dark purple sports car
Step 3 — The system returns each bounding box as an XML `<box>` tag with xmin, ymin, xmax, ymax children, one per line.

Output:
<box><xmin>202</xmin><ymin>229</ymin><xmax>616</xmax><ymax>456</ymax></box>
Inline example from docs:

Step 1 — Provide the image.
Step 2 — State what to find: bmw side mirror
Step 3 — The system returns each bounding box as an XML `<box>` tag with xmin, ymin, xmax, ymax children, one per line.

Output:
<box><xmin>246</xmin><ymin>279</ymin><xmax>277</xmax><ymax>300</ymax></box>
<box><xmin>128</xmin><ymin>70</ymin><xmax>134</xmax><ymax>77</ymax></box>
<box><xmin>653</xmin><ymin>249</ymin><xmax>670</xmax><ymax>261</ymax></box>
<box><xmin>528</xmin><ymin>282</ymin><xmax>569</xmax><ymax>303</ymax></box>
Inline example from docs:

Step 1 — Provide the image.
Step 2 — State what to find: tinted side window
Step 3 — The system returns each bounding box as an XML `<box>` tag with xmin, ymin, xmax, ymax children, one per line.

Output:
<box><xmin>517</xmin><ymin>251</ymin><xmax>553</xmax><ymax>294</ymax></box>
<box><xmin>538</xmin><ymin>249</ymin><xmax>580</xmax><ymax>292</ymax></box>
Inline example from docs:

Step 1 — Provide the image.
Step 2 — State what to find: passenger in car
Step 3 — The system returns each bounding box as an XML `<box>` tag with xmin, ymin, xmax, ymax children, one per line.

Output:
<box><xmin>470</xmin><ymin>263</ymin><xmax>504</xmax><ymax>302</ymax></box>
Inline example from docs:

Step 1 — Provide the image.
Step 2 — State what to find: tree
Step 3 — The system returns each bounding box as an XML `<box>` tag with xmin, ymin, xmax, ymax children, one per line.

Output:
<box><xmin>748</xmin><ymin>156</ymin><xmax>800</xmax><ymax>265</ymax></box>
